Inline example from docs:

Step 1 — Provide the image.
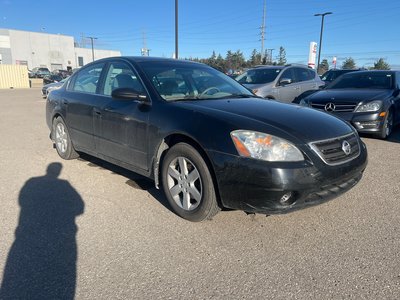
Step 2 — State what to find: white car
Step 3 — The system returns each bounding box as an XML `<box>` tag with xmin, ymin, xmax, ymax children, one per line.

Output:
<box><xmin>236</xmin><ymin>64</ymin><xmax>324</xmax><ymax>103</ymax></box>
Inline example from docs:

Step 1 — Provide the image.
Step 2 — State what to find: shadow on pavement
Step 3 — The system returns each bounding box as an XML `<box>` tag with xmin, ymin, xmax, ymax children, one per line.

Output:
<box><xmin>0</xmin><ymin>163</ymin><xmax>84</xmax><ymax>300</ymax></box>
<box><xmin>77</xmin><ymin>153</ymin><xmax>170</xmax><ymax>211</ymax></box>
<box><xmin>387</xmin><ymin>125</ymin><xmax>400</xmax><ymax>143</ymax></box>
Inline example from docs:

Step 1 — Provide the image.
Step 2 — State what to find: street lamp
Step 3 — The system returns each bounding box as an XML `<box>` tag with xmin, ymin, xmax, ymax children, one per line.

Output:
<box><xmin>86</xmin><ymin>36</ymin><xmax>98</xmax><ymax>62</ymax></box>
<box><xmin>314</xmin><ymin>12</ymin><xmax>332</xmax><ymax>74</ymax></box>
<box><xmin>175</xmin><ymin>0</ymin><xmax>178</xmax><ymax>59</ymax></box>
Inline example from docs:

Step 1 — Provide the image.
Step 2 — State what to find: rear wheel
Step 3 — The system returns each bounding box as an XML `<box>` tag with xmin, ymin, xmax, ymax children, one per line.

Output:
<box><xmin>377</xmin><ymin>109</ymin><xmax>393</xmax><ymax>139</ymax></box>
<box><xmin>52</xmin><ymin>117</ymin><xmax>79</xmax><ymax>159</ymax></box>
<box><xmin>161</xmin><ymin>143</ymin><xmax>220</xmax><ymax>222</ymax></box>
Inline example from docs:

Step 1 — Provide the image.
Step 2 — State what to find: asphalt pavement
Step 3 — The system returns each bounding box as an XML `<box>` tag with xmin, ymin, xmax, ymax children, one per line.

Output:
<box><xmin>0</xmin><ymin>88</ymin><xmax>399</xmax><ymax>299</ymax></box>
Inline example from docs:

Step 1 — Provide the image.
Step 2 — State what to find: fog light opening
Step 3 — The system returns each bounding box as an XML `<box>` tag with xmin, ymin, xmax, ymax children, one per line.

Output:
<box><xmin>280</xmin><ymin>192</ymin><xmax>295</xmax><ymax>206</ymax></box>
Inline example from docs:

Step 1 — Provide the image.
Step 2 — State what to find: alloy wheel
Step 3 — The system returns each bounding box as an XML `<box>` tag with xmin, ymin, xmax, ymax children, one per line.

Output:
<box><xmin>55</xmin><ymin>123</ymin><xmax>68</xmax><ymax>154</ymax></box>
<box><xmin>167</xmin><ymin>156</ymin><xmax>202</xmax><ymax>211</ymax></box>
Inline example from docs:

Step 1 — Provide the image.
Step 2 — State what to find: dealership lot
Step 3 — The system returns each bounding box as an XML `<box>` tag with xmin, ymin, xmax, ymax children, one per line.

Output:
<box><xmin>0</xmin><ymin>89</ymin><xmax>399</xmax><ymax>299</ymax></box>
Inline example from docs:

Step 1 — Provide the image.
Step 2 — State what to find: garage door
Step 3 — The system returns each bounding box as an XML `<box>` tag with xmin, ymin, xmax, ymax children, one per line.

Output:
<box><xmin>51</xmin><ymin>64</ymin><xmax>63</xmax><ymax>71</ymax></box>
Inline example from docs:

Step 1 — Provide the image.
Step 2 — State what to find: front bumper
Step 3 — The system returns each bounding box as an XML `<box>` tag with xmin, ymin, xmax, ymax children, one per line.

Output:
<box><xmin>209</xmin><ymin>144</ymin><xmax>367</xmax><ymax>214</ymax></box>
<box><xmin>321</xmin><ymin>111</ymin><xmax>384</xmax><ymax>135</ymax></box>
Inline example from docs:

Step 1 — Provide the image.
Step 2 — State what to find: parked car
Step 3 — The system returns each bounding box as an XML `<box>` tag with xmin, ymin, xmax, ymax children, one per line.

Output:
<box><xmin>299</xmin><ymin>70</ymin><xmax>400</xmax><ymax>139</ymax></box>
<box><xmin>42</xmin><ymin>77</ymin><xmax>68</xmax><ymax>98</ymax></box>
<box><xmin>46</xmin><ymin>57</ymin><xmax>367</xmax><ymax>221</ymax></box>
<box><xmin>52</xmin><ymin>69</ymin><xmax>72</xmax><ymax>78</ymax></box>
<box><xmin>31</xmin><ymin>67</ymin><xmax>51</xmax><ymax>78</ymax></box>
<box><xmin>320</xmin><ymin>69</ymin><xmax>360</xmax><ymax>83</ymax></box>
<box><xmin>235</xmin><ymin>64</ymin><xmax>324</xmax><ymax>103</ymax></box>
<box><xmin>43</xmin><ymin>74</ymin><xmax>63</xmax><ymax>85</ymax></box>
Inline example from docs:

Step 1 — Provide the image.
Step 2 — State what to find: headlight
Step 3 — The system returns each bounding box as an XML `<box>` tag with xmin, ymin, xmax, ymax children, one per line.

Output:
<box><xmin>355</xmin><ymin>100</ymin><xmax>382</xmax><ymax>112</ymax></box>
<box><xmin>230</xmin><ymin>130</ymin><xmax>304</xmax><ymax>162</ymax></box>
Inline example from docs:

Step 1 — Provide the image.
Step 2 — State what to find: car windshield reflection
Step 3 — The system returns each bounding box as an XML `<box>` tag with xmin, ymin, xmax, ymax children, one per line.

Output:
<box><xmin>138</xmin><ymin>62</ymin><xmax>254</xmax><ymax>101</ymax></box>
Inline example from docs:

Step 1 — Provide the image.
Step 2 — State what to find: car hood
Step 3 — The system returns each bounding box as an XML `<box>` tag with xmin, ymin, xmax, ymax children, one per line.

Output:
<box><xmin>306</xmin><ymin>89</ymin><xmax>393</xmax><ymax>103</ymax></box>
<box><xmin>176</xmin><ymin>98</ymin><xmax>352</xmax><ymax>143</ymax></box>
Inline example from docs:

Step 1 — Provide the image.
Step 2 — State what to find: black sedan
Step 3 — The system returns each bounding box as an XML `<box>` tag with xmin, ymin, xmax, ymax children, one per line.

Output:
<box><xmin>41</xmin><ymin>77</ymin><xmax>68</xmax><ymax>98</ymax></box>
<box><xmin>43</xmin><ymin>74</ymin><xmax>63</xmax><ymax>85</ymax></box>
<box><xmin>46</xmin><ymin>57</ymin><xmax>367</xmax><ymax>222</ymax></box>
<box><xmin>300</xmin><ymin>70</ymin><xmax>400</xmax><ymax>139</ymax></box>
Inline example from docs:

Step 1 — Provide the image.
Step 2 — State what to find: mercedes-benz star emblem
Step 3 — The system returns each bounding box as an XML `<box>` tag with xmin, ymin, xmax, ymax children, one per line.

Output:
<box><xmin>342</xmin><ymin>140</ymin><xmax>351</xmax><ymax>155</ymax></box>
<box><xmin>325</xmin><ymin>102</ymin><xmax>336</xmax><ymax>112</ymax></box>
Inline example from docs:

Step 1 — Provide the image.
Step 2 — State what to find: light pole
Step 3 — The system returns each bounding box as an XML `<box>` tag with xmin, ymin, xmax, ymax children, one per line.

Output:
<box><xmin>314</xmin><ymin>12</ymin><xmax>332</xmax><ymax>74</ymax></box>
<box><xmin>86</xmin><ymin>36</ymin><xmax>98</xmax><ymax>62</ymax></box>
<box><xmin>175</xmin><ymin>0</ymin><xmax>178</xmax><ymax>59</ymax></box>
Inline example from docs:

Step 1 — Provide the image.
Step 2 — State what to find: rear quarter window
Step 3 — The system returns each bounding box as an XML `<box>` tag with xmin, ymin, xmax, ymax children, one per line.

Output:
<box><xmin>70</xmin><ymin>63</ymin><xmax>105</xmax><ymax>94</ymax></box>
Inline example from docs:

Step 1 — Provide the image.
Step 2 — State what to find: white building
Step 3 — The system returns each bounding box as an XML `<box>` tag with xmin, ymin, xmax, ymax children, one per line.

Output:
<box><xmin>0</xmin><ymin>28</ymin><xmax>121</xmax><ymax>70</ymax></box>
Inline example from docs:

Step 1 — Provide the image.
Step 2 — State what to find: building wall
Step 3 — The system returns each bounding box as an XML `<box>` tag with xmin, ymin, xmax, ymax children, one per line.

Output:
<box><xmin>74</xmin><ymin>48</ymin><xmax>121</xmax><ymax>68</ymax></box>
<box><xmin>0</xmin><ymin>28</ymin><xmax>121</xmax><ymax>70</ymax></box>
<box><xmin>0</xmin><ymin>29</ymin><xmax>12</xmax><ymax>65</ymax></box>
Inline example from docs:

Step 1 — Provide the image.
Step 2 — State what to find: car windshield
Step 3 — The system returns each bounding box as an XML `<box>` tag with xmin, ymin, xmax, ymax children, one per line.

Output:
<box><xmin>328</xmin><ymin>72</ymin><xmax>394</xmax><ymax>89</ymax></box>
<box><xmin>138</xmin><ymin>61</ymin><xmax>254</xmax><ymax>101</ymax></box>
<box><xmin>236</xmin><ymin>68</ymin><xmax>282</xmax><ymax>84</ymax></box>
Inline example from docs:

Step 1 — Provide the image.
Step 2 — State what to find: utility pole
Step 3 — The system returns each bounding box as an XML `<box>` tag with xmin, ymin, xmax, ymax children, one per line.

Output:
<box><xmin>260</xmin><ymin>0</ymin><xmax>266</xmax><ymax>62</ymax></box>
<box><xmin>266</xmin><ymin>48</ymin><xmax>274</xmax><ymax>64</ymax></box>
<box><xmin>141</xmin><ymin>31</ymin><xmax>150</xmax><ymax>56</ymax></box>
<box><xmin>314</xmin><ymin>12</ymin><xmax>332</xmax><ymax>73</ymax></box>
<box><xmin>175</xmin><ymin>0</ymin><xmax>178</xmax><ymax>59</ymax></box>
<box><xmin>86</xmin><ymin>36</ymin><xmax>97</xmax><ymax>62</ymax></box>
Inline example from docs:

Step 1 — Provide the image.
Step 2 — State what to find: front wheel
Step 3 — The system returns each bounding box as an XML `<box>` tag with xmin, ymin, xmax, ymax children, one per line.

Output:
<box><xmin>161</xmin><ymin>143</ymin><xmax>220</xmax><ymax>222</ymax></box>
<box><xmin>52</xmin><ymin>117</ymin><xmax>79</xmax><ymax>160</ymax></box>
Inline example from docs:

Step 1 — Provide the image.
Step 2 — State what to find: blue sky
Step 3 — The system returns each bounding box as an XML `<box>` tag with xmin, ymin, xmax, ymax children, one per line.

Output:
<box><xmin>1</xmin><ymin>0</ymin><xmax>400</xmax><ymax>68</ymax></box>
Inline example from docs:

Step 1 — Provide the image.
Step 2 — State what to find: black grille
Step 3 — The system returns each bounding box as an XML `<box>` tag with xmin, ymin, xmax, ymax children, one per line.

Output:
<box><xmin>311</xmin><ymin>102</ymin><xmax>357</xmax><ymax>112</ymax></box>
<box><xmin>310</xmin><ymin>133</ymin><xmax>360</xmax><ymax>165</ymax></box>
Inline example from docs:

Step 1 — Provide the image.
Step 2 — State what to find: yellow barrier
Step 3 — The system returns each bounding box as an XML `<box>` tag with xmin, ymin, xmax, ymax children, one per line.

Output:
<box><xmin>0</xmin><ymin>65</ymin><xmax>30</xmax><ymax>89</ymax></box>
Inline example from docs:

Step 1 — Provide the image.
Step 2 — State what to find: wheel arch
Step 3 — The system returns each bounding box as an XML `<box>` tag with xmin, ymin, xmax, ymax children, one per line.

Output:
<box><xmin>50</xmin><ymin>113</ymin><xmax>64</xmax><ymax>140</ymax></box>
<box><xmin>153</xmin><ymin>133</ymin><xmax>222</xmax><ymax>206</ymax></box>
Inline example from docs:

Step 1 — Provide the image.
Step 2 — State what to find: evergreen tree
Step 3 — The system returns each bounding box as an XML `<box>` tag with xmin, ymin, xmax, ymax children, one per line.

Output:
<box><xmin>372</xmin><ymin>58</ymin><xmax>390</xmax><ymax>70</ymax></box>
<box><xmin>277</xmin><ymin>46</ymin><xmax>287</xmax><ymax>65</ymax></box>
<box><xmin>318</xmin><ymin>59</ymin><xmax>329</xmax><ymax>74</ymax></box>
<box><xmin>249</xmin><ymin>49</ymin><xmax>261</xmax><ymax>66</ymax></box>
<box><xmin>342</xmin><ymin>57</ymin><xmax>356</xmax><ymax>69</ymax></box>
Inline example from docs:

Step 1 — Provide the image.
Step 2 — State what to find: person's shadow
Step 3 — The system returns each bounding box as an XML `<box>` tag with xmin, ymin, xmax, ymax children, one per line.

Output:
<box><xmin>0</xmin><ymin>163</ymin><xmax>84</xmax><ymax>300</ymax></box>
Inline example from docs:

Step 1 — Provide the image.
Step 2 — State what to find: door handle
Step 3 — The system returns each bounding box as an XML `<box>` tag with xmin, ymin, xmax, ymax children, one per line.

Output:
<box><xmin>63</xmin><ymin>99</ymin><xmax>68</xmax><ymax>105</ymax></box>
<box><xmin>93</xmin><ymin>108</ymin><xmax>102</xmax><ymax>115</ymax></box>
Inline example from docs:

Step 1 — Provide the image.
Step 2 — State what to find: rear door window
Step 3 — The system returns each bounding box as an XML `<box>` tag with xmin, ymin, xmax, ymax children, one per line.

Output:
<box><xmin>294</xmin><ymin>68</ymin><xmax>315</xmax><ymax>82</ymax></box>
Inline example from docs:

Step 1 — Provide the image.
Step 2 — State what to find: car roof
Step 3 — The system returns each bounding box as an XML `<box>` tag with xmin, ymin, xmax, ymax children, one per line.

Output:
<box><xmin>90</xmin><ymin>56</ymin><xmax>206</xmax><ymax>68</ymax></box>
<box><xmin>251</xmin><ymin>65</ymin><xmax>285</xmax><ymax>70</ymax></box>
<box><xmin>342</xmin><ymin>70</ymin><xmax>396</xmax><ymax>75</ymax></box>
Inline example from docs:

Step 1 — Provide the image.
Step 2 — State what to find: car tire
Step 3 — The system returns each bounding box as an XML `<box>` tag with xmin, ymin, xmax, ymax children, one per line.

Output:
<box><xmin>161</xmin><ymin>143</ymin><xmax>220</xmax><ymax>222</ymax></box>
<box><xmin>52</xmin><ymin>117</ymin><xmax>79</xmax><ymax>160</ymax></box>
<box><xmin>377</xmin><ymin>109</ymin><xmax>393</xmax><ymax>139</ymax></box>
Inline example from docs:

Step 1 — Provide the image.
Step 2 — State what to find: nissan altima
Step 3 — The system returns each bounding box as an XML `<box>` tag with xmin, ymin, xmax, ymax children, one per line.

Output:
<box><xmin>46</xmin><ymin>57</ymin><xmax>367</xmax><ymax>222</ymax></box>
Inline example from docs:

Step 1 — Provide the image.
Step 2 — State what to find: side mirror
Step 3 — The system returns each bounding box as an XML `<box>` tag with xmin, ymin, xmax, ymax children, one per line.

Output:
<box><xmin>111</xmin><ymin>88</ymin><xmax>149</xmax><ymax>103</ymax></box>
<box><xmin>279</xmin><ymin>78</ymin><xmax>292</xmax><ymax>86</ymax></box>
